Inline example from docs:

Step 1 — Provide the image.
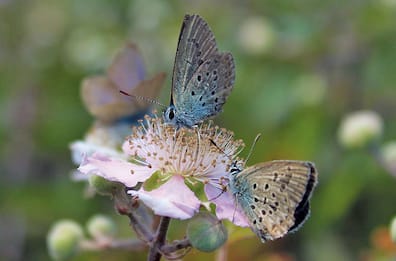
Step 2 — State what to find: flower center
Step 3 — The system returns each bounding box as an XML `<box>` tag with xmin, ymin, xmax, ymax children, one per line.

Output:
<box><xmin>126</xmin><ymin>115</ymin><xmax>245</xmax><ymax>188</ymax></box>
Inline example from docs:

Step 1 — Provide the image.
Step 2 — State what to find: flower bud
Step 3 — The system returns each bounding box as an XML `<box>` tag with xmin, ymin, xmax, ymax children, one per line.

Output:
<box><xmin>187</xmin><ymin>213</ymin><xmax>228</xmax><ymax>252</ymax></box>
<box><xmin>47</xmin><ymin>220</ymin><xmax>83</xmax><ymax>261</ymax></box>
<box><xmin>382</xmin><ymin>141</ymin><xmax>396</xmax><ymax>175</ymax></box>
<box><xmin>390</xmin><ymin>216</ymin><xmax>396</xmax><ymax>243</ymax></box>
<box><xmin>338</xmin><ymin>110</ymin><xmax>383</xmax><ymax>149</ymax></box>
<box><xmin>87</xmin><ymin>214</ymin><xmax>117</xmax><ymax>240</ymax></box>
<box><xmin>238</xmin><ymin>16</ymin><xmax>276</xmax><ymax>55</ymax></box>
<box><xmin>88</xmin><ymin>175</ymin><xmax>123</xmax><ymax>196</ymax></box>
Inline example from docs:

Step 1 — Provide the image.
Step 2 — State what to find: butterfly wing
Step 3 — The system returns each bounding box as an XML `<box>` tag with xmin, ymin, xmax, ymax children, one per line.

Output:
<box><xmin>233</xmin><ymin>160</ymin><xmax>318</xmax><ymax>242</ymax></box>
<box><xmin>82</xmin><ymin>43</ymin><xmax>165</xmax><ymax>123</ymax></box>
<box><xmin>171</xmin><ymin>14</ymin><xmax>235</xmax><ymax>127</ymax></box>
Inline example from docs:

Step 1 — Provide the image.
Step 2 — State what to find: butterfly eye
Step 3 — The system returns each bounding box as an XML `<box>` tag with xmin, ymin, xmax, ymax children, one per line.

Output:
<box><xmin>168</xmin><ymin>109</ymin><xmax>175</xmax><ymax>120</ymax></box>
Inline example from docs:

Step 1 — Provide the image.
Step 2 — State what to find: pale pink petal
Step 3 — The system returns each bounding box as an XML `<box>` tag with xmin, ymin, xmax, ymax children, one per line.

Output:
<box><xmin>70</xmin><ymin>140</ymin><xmax>124</xmax><ymax>165</ymax></box>
<box><xmin>205</xmin><ymin>185</ymin><xmax>250</xmax><ymax>227</ymax></box>
<box><xmin>78</xmin><ymin>153</ymin><xmax>156</xmax><ymax>187</ymax></box>
<box><xmin>128</xmin><ymin>176</ymin><xmax>200</xmax><ymax>219</ymax></box>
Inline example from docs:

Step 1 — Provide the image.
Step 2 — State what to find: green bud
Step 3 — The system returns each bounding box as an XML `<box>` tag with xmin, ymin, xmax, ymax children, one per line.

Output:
<box><xmin>47</xmin><ymin>220</ymin><xmax>84</xmax><ymax>261</ymax></box>
<box><xmin>187</xmin><ymin>213</ymin><xmax>228</xmax><ymax>252</ymax></box>
<box><xmin>382</xmin><ymin>141</ymin><xmax>396</xmax><ymax>174</ymax></box>
<box><xmin>338</xmin><ymin>110</ymin><xmax>383</xmax><ymax>149</ymax></box>
<box><xmin>88</xmin><ymin>175</ymin><xmax>123</xmax><ymax>196</ymax></box>
<box><xmin>390</xmin><ymin>216</ymin><xmax>396</xmax><ymax>243</ymax></box>
<box><xmin>87</xmin><ymin>214</ymin><xmax>117</xmax><ymax>240</ymax></box>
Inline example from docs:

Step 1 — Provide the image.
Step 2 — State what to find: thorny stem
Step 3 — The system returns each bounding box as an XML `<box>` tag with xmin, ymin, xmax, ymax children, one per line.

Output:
<box><xmin>148</xmin><ymin>216</ymin><xmax>171</xmax><ymax>261</ymax></box>
<box><xmin>80</xmin><ymin>239</ymin><xmax>146</xmax><ymax>251</ymax></box>
<box><xmin>127</xmin><ymin>212</ymin><xmax>155</xmax><ymax>243</ymax></box>
<box><xmin>160</xmin><ymin>238</ymin><xmax>191</xmax><ymax>253</ymax></box>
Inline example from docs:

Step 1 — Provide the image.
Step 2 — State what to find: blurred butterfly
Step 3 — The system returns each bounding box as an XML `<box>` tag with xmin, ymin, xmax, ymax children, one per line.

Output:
<box><xmin>81</xmin><ymin>42</ymin><xmax>166</xmax><ymax>124</ymax></box>
<box><xmin>164</xmin><ymin>14</ymin><xmax>235</xmax><ymax>128</ymax></box>
<box><xmin>228</xmin><ymin>159</ymin><xmax>318</xmax><ymax>242</ymax></box>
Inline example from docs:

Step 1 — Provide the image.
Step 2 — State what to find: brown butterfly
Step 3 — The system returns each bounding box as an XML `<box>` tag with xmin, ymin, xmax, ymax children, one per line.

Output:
<box><xmin>229</xmin><ymin>160</ymin><xmax>318</xmax><ymax>242</ymax></box>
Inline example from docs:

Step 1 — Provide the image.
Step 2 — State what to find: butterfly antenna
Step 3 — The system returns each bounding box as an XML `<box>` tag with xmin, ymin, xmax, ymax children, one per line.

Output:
<box><xmin>209</xmin><ymin>139</ymin><xmax>233</xmax><ymax>161</ymax></box>
<box><xmin>119</xmin><ymin>90</ymin><xmax>167</xmax><ymax>108</ymax></box>
<box><xmin>245</xmin><ymin>133</ymin><xmax>261</xmax><ymax>165</ymax></box>
<box><xmin>194</xmin><ymin>127</ymin><xmax>201</xmax><ymax>164</ymax></box>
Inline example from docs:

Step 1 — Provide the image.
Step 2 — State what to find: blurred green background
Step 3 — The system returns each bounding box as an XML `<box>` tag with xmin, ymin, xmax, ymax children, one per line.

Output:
<box><xmin>1</xmin><ymin>0</ymin><xmax>396</xmax><ymax>260</ymax></box>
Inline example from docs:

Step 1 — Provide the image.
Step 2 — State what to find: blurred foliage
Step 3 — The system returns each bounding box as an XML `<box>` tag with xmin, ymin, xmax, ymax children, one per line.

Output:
<box><xmin>1</xmin><ymin>0</ymin><xmax>396</xmax><ymax>260</ymax></box>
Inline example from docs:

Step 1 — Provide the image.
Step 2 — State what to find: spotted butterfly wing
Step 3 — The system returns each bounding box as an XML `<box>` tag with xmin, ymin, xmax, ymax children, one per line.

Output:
<box><xmin>166</xmin><ymin>14</ymin><xmax>235</xmax><ymax>128</ymax></box>
<box><xmin>230</xmin><ymin>160</ymin><xmax>318</xmax><ymax>242</ymax></box>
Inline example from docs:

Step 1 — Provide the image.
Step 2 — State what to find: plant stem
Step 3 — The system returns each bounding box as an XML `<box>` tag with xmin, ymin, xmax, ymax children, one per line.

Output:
<box><xmin>160</xmin><ymin>238</ymin><xmax>191</xmax><ymax>254</ymax></box>
<box><xmin>127</xmin><ymin>212</ymin><xmax>154</xmax><ymax>243</ymax></box>
<box><xmin>147</xmin><ymin>216</ymin><xmax>171</xmax><ymax>261</ymax></box>
<box><xmin>216</xmin><ymin>243</ymin><xmax>228</xmax><ymax>261</ymax></box>
<box><xmin>80</xmin><ymin>239</ymin><xmax>146</xmax><ymax>251</ymax></box>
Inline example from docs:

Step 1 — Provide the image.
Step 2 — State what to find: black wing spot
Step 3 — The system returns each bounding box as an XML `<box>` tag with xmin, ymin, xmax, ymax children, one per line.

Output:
<box><xmin>202</xmin><ymin>102</ymin><xmax>206</xmax><ymax>107</ymax></box>
<box><xmin>271</xmin><ymin>192</ymin><xmax>276</xmax><ymax>198</ymax></box>
<box><xmin>213</xmin><ymin>75</ymin><xmax>218</xmax><ymax>81</ymax></box>
<box><xmin>198</xmin><ymin>59</ymin><xmax>204</xmax><ymax>66</ymax></box>
<box><xmin>264</xmin><ymin>184</ymin><xmax>269</xmax><ymax>190</ymax></box>
<box><xmin>254</xmin><ymin>197</ymin><xmax>259</xmax><ymax>202</ymax></box>
<box><xmin>259</xmin><ymin>217</ymin><xmax>263</xmax><ymax>223</ymax></box>
<box><xmin>206</xmin><ymin>72</ymin><xmax>210</xmax><ymax>76</ymax></box>
<box><xmin>211</xmin><ymin>91</ymin><xmax>215</xmax><ymax>95</ymax></box>
<box><xmin>191</xmin><ymin>91</ymin><xmax>195</xmax><ymax>96</ymax></box>
<box><xmin>250</xmin><ymin>205</ymin><xmax>255</xmax><ymax>210</ymax></box>
<box><xmin>197</xmin><ymin>75</ymin><xmax>202</xmax><ymax>82</ymax></box>
<box><xmin>195</xmin><ymin>42</ymin><xmax>199</xmax><ymax>48</ymax></box>
<box><xmin>199</xmin><ymin>96</ymin><xmax>203</xmax><ymax>101</ymax></box>
<box><xmin>253</xmin><ymin>219</ymin><xmax>257</xmax><ymax>224</ymax></box>
<box><xmin>215</xmin><ymin>98</ymin><xmax>218</xmax><ymax>103</ymax></box>
<box><xmin>213</xmin><ymin>70</ymin><xmax>217</xmax><ymax>75</ymax></box>
<box><xmin>261</xmin><ymin>210</ymin><xmax>266</xmax><ymax>215</ymax></box>
<box><xmin>253</xmin><ymin>183</ymin><xmax>257</xmax><ymax>189</ymax></box>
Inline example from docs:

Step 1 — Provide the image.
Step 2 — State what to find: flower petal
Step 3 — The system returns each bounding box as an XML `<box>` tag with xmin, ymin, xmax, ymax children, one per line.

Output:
<box><xmin>128</xmin><ymin>176</ymin><xmax>200</xmax><ymax>219</ymax></box>
<box><xmin>205</xmin><ymin>185</ymin><xmax>250</xmax><ymax>227</ymax></box>
<box><xmin>70</xmin><ymin>141</ymin><xmax>124</xmax><ymax>165</ymax></box>
<box><xmin>78</xmin><ymin>153</ymin><xmax>155</xmax><ymax>187</ymax></box>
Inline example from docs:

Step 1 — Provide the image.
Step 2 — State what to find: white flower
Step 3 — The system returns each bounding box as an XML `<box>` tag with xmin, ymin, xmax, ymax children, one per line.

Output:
<box><xmin>338</xmin><ymin>110</ymin><xmax>383</xmax><ymax>148</ymax></box>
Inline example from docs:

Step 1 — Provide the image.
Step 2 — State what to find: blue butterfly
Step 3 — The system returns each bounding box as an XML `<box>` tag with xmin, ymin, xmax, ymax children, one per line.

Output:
<box><xmin>164</xmin><ymin>14</ymin><xmax>235</xmax><ymax>128</ymax></box>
